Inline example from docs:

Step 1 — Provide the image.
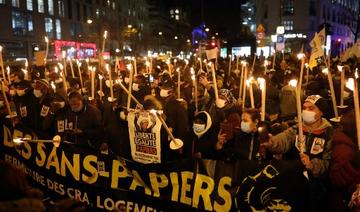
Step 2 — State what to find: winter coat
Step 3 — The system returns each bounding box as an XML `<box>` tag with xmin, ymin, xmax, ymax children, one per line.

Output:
<box><xmin>57</xmin><ymin>103</ymin><xmax>104</xmax><ymax>148</ymax></box>
<box><xmin>269</xmin><ymin>118</ymin><xmax>333</xmax><ymax>178</ymax></box>
<box><xmin>213</xmin><ymin>131</ymin><xmax>262</xmax><ymax>161</ymax></box>
<box><xmin>330</xmin><ymin>127</ymin><xmax>360</xmax><ymax>193</ymax></box>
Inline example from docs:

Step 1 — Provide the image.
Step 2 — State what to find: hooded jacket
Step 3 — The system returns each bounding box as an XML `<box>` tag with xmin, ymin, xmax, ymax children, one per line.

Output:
<box><xmin>330</xmin><ymin>127</ymin><xmax>360</xmax><ymax>193</ymax></box>
<box><xmin>269</xmin><ymin>118</ymin><xmax>333</xmax><ymax>177</ymax></box>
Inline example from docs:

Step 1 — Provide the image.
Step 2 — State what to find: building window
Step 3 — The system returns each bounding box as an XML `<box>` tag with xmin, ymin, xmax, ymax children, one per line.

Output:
<box><xmin>12</xmin><ymin>11</ymin><xmax>27</xmax><ymax>36</ymax></box>
<box><xmin>282</xmin><ymin>20</ymin><xmax>294</xmax><ymax>31</ymax></box>
<box><xmin>27</xmin><ymin>0</ymin><xmax>33</xmax><ymax>10</ymax></box>
<box><xmin>55</xmin><ymin>19</ymin><xmax>61</xmax><ymax>39</ymax></box>
<box><xmin>38</xmin><ymin>0</ymin><xmax>44</xmax><ymax>13</ymax></box>
<box><xmin>12</xmin><ymin>0</ymin><xmax>20</xmax><ymax>7</ymax></box>
<box><xmin>283</xmin><ymin>0</ymin><xmax>294</xmax><ymax>15</ymax></box>
<box><xmin>45</xmin><ymin>17</ymin><xmax>54</xmax><ymax>38</ymax></box>
<box><xmin>0</xmin><ymin>0</ymin><xmax>5</xmax><ymax>4</ymax></box>
<box><xmin>58</xmin><ymin>1</ymin><xmax>64</xmax><ymax>17</ymax></box>
<box><xmin>48</xmin><ymin>0</ymin><xmax>54</xmax><ymax>15</ymax></box>
<box><xmin>28</xmin><ymin>15</ymin><xmax>33</xmax><ymax>34</ymax></box>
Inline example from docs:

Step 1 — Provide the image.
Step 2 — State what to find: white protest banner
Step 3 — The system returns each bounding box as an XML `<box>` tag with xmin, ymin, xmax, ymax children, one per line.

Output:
<box><xmin>128</xmin><ymin>110</ymin><xmax>162</xmax><ymax>164</ymax></box>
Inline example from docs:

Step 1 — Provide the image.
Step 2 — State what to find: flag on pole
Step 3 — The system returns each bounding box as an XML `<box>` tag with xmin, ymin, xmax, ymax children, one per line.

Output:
<box><xmin>309</xmin><ymin>33</ymin><xmax>324</xmax><ymax>69</ymax></box>
<box><xmin>206</xmin><ymin>47</ymin><xmax>219</xmax><ymax>60</ymax></box>
<box><xmin>318</xmin><ymin>27</ymin><xmax>326</xmax><ymax>46</ymax></box>
<box><xmin>341</xmin><ymin>41</ymin><xmax>360</xmax><ymax>62</ymax></box>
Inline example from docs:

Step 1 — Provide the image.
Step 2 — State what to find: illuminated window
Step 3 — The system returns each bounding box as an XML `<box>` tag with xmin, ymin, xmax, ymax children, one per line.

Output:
<box><xmin>27</xmin><ymin>0</ymin><xmax>33</xmax><ymax>11</ymax></box>
<box><xmin>175</xmin><ymin>15</ymin><xmax>179</xmax><ymax>20</ymax></box>
<box><xmin>48</xmin><ymin>0</ymin><xmax>54</xmax><ymax>15</ymax></box>
<box><xmin>12</xmin><ymin>11</ymin><xmax>26</xmax><ymax>36</ymax></box>
<box><xmin>38</xmin><ymin>0</ymin><xmax>44</xmax><ymax>13</ymax></box>
<box><xmin>56</xmin><ymin>19</ymin><xmax>61</xmax><ymax>39</ymax></box>
<box><xmin>28</xmin><ymin>15</ymin><xmax>33</xmax><ymax>33</ymax></box>
<box><xmin>58</xmin><ymin>0</ymin><xmax>65</xmax><ymax>17</ymax></box>
<box><xmin>282</xmin><ymin>20</ymin><xmax>294</xmax><ymax>31</ymax></box>
<box><xmin>12</xmin><ymin>0</ymin><xmax>20</xmax><ymax>7</ymax></box>
<box><xmin>45</xmin><ymin>17</ymin><xmax>54</xmax><ymax>38</ymax></box>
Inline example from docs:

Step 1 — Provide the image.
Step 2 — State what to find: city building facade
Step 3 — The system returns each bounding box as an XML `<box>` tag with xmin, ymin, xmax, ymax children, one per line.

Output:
<box><xmin>253</xmin><ymin>0</ymin><xmax>359</xmax><ymax>55</ymax></box>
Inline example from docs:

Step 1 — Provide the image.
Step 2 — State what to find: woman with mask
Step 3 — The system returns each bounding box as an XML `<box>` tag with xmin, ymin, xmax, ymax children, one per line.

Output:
<box><xmin>213</xmin><ymin>108</ymin><xmax>263</xmax><ymax>161</ymax></box>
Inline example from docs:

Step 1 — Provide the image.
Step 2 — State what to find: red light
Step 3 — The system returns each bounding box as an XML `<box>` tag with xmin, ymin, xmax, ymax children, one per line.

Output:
<box><xmin>211</xmin><ymin>42</ymin><xmax>216</xmax><ymax>46</ymax></box>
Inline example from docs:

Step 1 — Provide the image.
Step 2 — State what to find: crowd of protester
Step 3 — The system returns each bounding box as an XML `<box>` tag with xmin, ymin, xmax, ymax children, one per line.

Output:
<box><xmin>0</xmin><ymin>52</ymin><xmax>359</xmax><ymax>211</ymax></box>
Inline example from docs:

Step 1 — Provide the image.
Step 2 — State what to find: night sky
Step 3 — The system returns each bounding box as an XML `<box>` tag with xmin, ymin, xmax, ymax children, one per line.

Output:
<box><xmin>189</xmin><ymin>0</ymin><xmax>247</xmax><ymax>35</ymax></box>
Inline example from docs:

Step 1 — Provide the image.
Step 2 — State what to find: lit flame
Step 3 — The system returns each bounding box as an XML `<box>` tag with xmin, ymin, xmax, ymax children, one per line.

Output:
<box><xmin>184</xmin><ymin>59</ymin><xmax>189</xmax><ymax>65</ymax></box>
<box><xmin>145</xmin><ymin>61</ymin><xmax>150</xmax><ymax>67</ymax></box>
<box><xmin>61</xmin><ymin>51</ymin><xmax>66</xmax><ymax>59</ymax></box>
<box><xmin>322</xmin><ymin>68</ymin><xmax>329</xmax><ymax>75</ymax></box>
<box><xmin>197</xmin><ymin>58</ymin><xmax>201</xmax><ymax>62</ymax></box>
<box><xmin>105</xmin><ymin>64</ymin><xmax>110</xmax><ymax>72</ymax></box>
<box><xmin>99</xmin><ymin>75</ymin><xmax>103</xmax><ymax>80</ymax></box>
<box><xmin>264</xmin><ymin>60</ymin><xmax>269</xmax><ymax>66</ymax></box>
<box><xmin>57</xmin><ymin>63</ymin><xmax>63</xmax><ymax>70</ymax></box>
<box><xmin>103</xmin><ymin>30</ymin><xmax>108</xmax><ymax>39</ymax></box>
<box><xmin>288</xmin><ymin>79</ymin><xmax>298</xmax><ymax>88</ymax></box>
<box><xmin>355</xmin><ymin>68</ymin><xmax>359</xmax><ymax>79</ymax></box>
<box><xmin>51</xmin><ymin>81</ymin><xmax>56</xmax><ymax>90</ymax></box>
<box><xmin>126</xmin><ymin>64</ymin><xmax>132</xmax><ymax>71</ymax></box>
<box><xmin>337</xmin><ymin>65</ymin><xmax>343</xmax><ymax>72</ymax></box>
<box><xmin>346</xmin><ymin>78</ymin><xmax>354</xmax><ymax>91</ymax></box>
<box><xmin>25</xmin><ymin>59</ymin><xmax>28</xmax><ymax>68</ymax></box>
<box><xmin>305</xmin><ymin>63</ymin><xmax>309</xmax><ymax>68</ymax></box>
<box><xmin>166</xmin><ymin>59</ymin><xmax>170</xmax><ymax>65</ymax></box>
<box><xmin>54</xmin><ymin>66</ymin><xmax>59</xmax><ymax>73</ymax></box>
<box><xmin>0</xmin><ymin>45</ymin><xmax>3</xmax><ymax>52</ymax></box>
<box><xmin>13</xmin><ymin>138</ymin><xmax>25</xmax><ymax>144</ymax></box>
<box><xmin>90</xmin><ymin>67</ymin><xmax>96</xmax><ymax>72</ymax></box>
<box><xmin>257</xmin><ymin>77</ymin><xmax>266</xmax><ymax>90</ymax></box>
<box><xmin>297</xmin><ymin>53</ymin><xmax>305</xmax><ymax>60</ymax></box>
<box><xmin>6</xmin><ymin>66</ymin><xmax>10</xmax><ymax>74</ymax></box>
<box><xmin>241</xmin><ymin>60</ymin><xmax>247</xmax><ymax>66</ymax></box>
<box><xmin>44</xmin><ymin>36</ymin><xmax>49</xmax><ymax>43</ymax></box>
<box><xmin>246</xmin><ymin>76</ymin><xmax>254</xmax><ymax>87</ymax></box>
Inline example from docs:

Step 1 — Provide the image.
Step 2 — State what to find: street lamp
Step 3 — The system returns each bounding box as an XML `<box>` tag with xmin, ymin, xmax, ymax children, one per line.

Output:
<box><xmin>158</xmin><ymin>31</ymin><xmax>163</xmax><ymax>36</ymax></box>
<box><xmin>186</xmin><ymin>39</ymin><xmax>190</xmax><ymax>43</ymax></box>
<box><xmin>205</xmin><ymin>28</ymin><xmax>210</xmax><ymax>32</ymax></box>
<box><xmin>87</xmin><ymin>19</ymin><xmax>93</xmax><ymax>24</ymax></box>
<box><xmin>128</xmin><ymin>24</ymin><xmax>132</xmax><ymax>29</ymax></box>
<box><xmin>174</xmin><ymin>36</ymin><xmax>178</xmax><ymax>40</ymax></box>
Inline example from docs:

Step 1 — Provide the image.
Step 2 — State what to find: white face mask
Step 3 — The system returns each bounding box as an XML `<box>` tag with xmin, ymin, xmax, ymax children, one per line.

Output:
<box><xmin>241</xmin><ymin>121</ymin><xmax>252</xmax><ymax>133</ymax></box>
<box><xmin>160</xmin><ymin>89</ymin><xmax>170</xmax><ymax>98</ymax></box>
<box><xmin>124</xmin><ymin>77</ymin><xmax>130</xmax><ymax>84</ymax></box>
<box><xmin>302</xmin><ymin>110</ymin><xmax>317</xmax><ymax>124</ymax></box>
<box><xmin>215</xmin><ymin>99</ymin><xmax>226</xmax><ymax>108</ymax></box>
<box><xmin>33</xmin><ymin>89</ymin><xmax>43</xmax><ymax>98</ymax></box>
<box><xmin>17</xmin><ymin>89</ymin><xmax>26</xmax><ymax>96</ymax></box>
<box><xmin>132</xmin><ymin>83</ymin><xmax>140</xmax><ymax>91</ymax></box>
<box><xmin>193</xmin><ymin>123</ymin><xmax>206</xmax><ymax>134</ymax></box>
<box><xmin>9</xmin><ymin>89</ymin><xmax>16</xmax><ymax>96</ymax></box>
